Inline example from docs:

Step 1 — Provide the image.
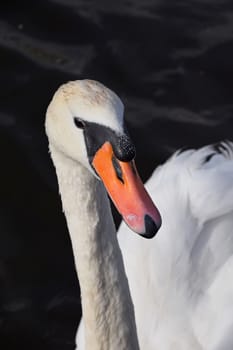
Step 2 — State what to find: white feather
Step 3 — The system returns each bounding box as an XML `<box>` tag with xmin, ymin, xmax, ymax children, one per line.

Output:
<box><xmin>116</xmin><ymin>141</ymin><xmax>233</xmax><ymax>350</ymax></box>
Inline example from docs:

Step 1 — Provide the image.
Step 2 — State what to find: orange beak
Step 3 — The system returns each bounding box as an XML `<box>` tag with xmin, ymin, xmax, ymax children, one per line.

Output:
<box><xmin>92</xmin><ymin>142</ymin><xmax>162</xmax><ymax>238</ymax></box>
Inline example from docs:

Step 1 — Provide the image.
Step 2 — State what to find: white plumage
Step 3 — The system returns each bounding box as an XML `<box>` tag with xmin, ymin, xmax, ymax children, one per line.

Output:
<box><xmin>45</xmin><ymin>79</ymin><xmax>233</xmax><ymax>350</ymax></box>
<box><xmin>116</xmin><ymin>141</ymin><xmax>233</xmax><ymax>350</ymax></box>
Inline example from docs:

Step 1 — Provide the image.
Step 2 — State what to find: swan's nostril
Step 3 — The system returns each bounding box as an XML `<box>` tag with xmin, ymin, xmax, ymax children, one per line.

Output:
<box><xmin>141</xmin><ymin>214</ymin><xmax>160</xmax><ymax>239</ymax></box>
<box><xmin>112</xmin><ymin>155</ymin><xmax>124</xmax><ymax>183</ymax></box>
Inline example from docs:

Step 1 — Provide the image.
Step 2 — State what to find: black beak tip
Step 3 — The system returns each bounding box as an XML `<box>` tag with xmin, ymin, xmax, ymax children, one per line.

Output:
<box><xmin>141</xmin><ymin>214</ymin><xmax>161</xmax><ymax>239</ymax></box>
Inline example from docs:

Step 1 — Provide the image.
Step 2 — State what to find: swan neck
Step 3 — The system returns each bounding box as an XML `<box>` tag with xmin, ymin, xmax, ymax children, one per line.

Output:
<box><xmin>49</xmin><ymin>145</ymin><xmax>139</xmax><ymax>350</ymax></box>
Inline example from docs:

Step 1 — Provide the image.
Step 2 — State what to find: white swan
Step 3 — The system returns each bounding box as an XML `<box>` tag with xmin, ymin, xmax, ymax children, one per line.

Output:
<box><xmin>45</xmin><ymin>79</ymin><xmax>161</xmax><ymax>350</ymax></box>
<box><xmin>46</xmin><ymin>80</ymin><xmax>233</xmax><ymax>350</ymax></box>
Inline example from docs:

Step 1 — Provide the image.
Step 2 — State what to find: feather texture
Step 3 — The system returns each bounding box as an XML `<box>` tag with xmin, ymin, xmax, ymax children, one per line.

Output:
<box><xmin>115</xmin><ymin>141</ymin><xmax>233</xmax><ymax>350</ymax></box>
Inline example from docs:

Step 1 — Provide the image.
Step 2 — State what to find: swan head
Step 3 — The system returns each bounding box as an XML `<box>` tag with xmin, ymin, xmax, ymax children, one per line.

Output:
<box><xmin>46</xmin><ymin>79</ymin><xmax>161</xmax><ymax>238</ymax></box>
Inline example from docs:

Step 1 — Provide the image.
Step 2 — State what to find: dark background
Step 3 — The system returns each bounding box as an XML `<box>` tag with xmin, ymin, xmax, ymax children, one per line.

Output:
<box><xmin>0</xmin><ymin>1</ymin><xmax>233</xmax><ymax>349</ymax></box>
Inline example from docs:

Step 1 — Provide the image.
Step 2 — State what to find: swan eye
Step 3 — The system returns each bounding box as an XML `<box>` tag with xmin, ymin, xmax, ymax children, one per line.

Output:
<box><xmin>74</xmin><ymin>117</ymin><xmax>85</xmax><ymax>129</ymax></box>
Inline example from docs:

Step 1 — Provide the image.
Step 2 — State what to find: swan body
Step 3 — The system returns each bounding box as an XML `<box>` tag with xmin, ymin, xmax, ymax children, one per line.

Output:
<box><xmin>117</xmin><ymin>142</ymin><xmax>233</xmax><ymax>350</ymax></box>
<box><xmin>46</xmin><ymin>80</ymin><xmax>161</xmax><ymax>350</ymax></box>
<box><xmin>78</xmin><ymin>142</ymin><xmax>233</xmax><ymax>350</ymax></box>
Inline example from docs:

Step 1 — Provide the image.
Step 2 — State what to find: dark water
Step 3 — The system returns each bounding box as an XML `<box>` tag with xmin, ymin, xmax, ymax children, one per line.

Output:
<box><xmin>0</xmin><ymin>1</ymin><xmax>233</xmax><ymax>349</ymax></box>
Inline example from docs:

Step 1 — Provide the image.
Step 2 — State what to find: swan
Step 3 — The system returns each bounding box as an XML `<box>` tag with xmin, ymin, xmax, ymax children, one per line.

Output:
<box><xmin>72</xmin><ymin>85</ymin><xmax>233</xmax><ymax>349</ymax></box>
<box><xmin>45</xmin><ymin>79</ymin><xmax>162</xmax><ymax>350</ymax></box>
<box><xmin>46</xmin><ymin>80</ymin><xmax>233</xmax><ymax>350</ymax></box>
